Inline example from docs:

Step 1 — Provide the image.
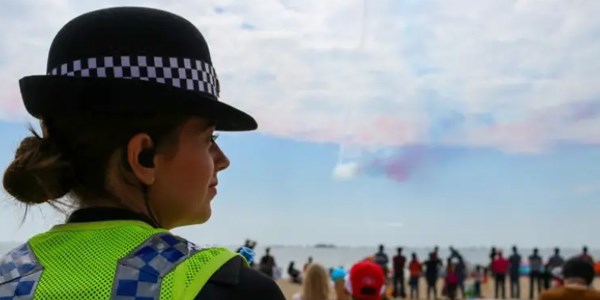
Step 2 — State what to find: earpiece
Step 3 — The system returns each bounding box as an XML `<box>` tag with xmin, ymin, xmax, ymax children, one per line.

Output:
<box><xmin>138</xmin><ymin>148</ymin><xmax>155</xmax><ymax>168</ymax></box>
<box><xmin>121</xmin><ymin>146</ymin><xmax>155</xmax><ymax>171</ymax></box>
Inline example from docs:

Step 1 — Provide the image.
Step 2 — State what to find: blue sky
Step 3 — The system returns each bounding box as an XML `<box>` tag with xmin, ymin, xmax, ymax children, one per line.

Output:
<box><xmin>0</xmin><ymin>0</ymin><xmax>599</xmax><ymax>247</ymax></box>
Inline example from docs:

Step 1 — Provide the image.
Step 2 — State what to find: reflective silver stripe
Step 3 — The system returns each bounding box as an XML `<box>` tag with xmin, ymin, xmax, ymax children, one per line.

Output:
<box><xmin>0</xmin><ymin>243</ymin><xmax>43</xmax><ymax>299</ymax></box>
<box><xmin>111</xmin><ymin>232</ymin><xmax>201</xmax><ymax>299</ymax></box>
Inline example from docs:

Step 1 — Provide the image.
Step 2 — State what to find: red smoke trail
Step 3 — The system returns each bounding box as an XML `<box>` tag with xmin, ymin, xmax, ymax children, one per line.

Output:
<box><xmin>363</xmin><ymin>147</ymin><xmax>426</xmax><ymax>182</ymax></box>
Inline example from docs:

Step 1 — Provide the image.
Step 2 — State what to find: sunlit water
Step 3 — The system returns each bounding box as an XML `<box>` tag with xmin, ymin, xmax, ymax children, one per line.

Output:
<box><xmin>3</xmin><ymin>242</ymin><xmax>597</xmax><ymax>277</ymax></box>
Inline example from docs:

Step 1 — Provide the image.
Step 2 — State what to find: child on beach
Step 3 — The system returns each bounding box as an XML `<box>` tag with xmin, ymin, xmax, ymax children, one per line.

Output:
<box><xmin>445</xmin><ymin>262</ymin><xmax>459</xmax><ymax>300</ymax></box>
<box><xmin>472</xmin><ymin>265</ymin><xmax>483</xmax><ymax>298</ymax></box>
<box><xmin>408</xmin><ymin>253</ymin><xmax>421</xmax><ymax>299</ymax></box>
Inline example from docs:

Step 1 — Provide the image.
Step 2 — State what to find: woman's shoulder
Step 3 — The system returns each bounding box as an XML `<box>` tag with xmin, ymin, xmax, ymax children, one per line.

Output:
<box><xmin>197</xmin><ymin>256</ymin><xmax>286</xmax><ymax>300</ymax></box>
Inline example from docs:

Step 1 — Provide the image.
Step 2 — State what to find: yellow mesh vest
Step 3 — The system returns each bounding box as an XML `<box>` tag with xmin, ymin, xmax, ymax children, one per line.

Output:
<box><xmin>0</xmin><ymin>221</ymin><xmax>237</xmax><ymax>300</ymax></box>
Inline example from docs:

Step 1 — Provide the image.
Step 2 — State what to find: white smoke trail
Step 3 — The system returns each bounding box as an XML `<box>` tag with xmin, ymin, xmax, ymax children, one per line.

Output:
<box><xmin>333</xmin><ymin>0</ymin><xmax>369</xmax><ymax>180</ymax></box>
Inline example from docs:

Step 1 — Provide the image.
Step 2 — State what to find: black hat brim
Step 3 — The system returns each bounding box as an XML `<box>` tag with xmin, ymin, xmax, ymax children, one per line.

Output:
<box><xmin>19</xmin><ymin>75</ymin><xmax>258</xmax><ymax>131</ymax></box>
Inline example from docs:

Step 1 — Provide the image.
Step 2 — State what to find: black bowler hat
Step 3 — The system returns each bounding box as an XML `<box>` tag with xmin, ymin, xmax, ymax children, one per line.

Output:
<box><xmin>19</xmin><ymin>6</ymin><xmax>257</xmax><ymax>131</ymax></box>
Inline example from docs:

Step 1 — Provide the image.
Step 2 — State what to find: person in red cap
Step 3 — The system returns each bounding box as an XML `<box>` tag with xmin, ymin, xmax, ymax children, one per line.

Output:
<box><xmin>346</xmin><ymin>260</ymin><xmax>387</xmax><ymax>300</ymax></box>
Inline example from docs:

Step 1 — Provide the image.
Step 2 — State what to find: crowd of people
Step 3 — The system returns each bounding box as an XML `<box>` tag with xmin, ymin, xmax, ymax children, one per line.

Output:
<box><xmin>242</xmin><ymin>241</ymin><xmax>600</xmax><ymax>300</ymax></box>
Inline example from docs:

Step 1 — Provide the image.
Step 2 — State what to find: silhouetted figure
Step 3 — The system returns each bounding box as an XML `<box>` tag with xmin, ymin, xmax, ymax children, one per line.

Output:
<box><xmin>446</xmin><ymin>261</ymin><xmax>459</xmax><ymax>300</ymax></box>
<box><xmin>236</xmin><ymin>239</ymin><xmax>257</xmax><ymax>267</ymax></box>
<box><xmin>509</xmin><ymin>246</ymin><xmax>522</xmax><ymax>299</ymax></box>
<box><xmin>288</xmin><ymin>261</ymin><xmax>301</xmax><ymax>284</ymax></box>
<box><xmin>472</xmin><ymin>265</ymin><xmax>483</xmax><ymax>298</ymax></box>
<box><xmin>530</xmin><ymin>248</ymin><xmax>544</xmax><ymax>299</ymax></box>
<box><xmin>424</xmin><ymin>253</ymin><xmax>441</xmax><ymax>300</ymax></box>
<box><xmin>447</xmin><ymin>249</ymin><xmax>466</xmax><ymax>299</ymax></box>
<box><xmin>540</xmin><ymin>256</ymin><xmax>600</xmax><ymax>300</ymax></box>
<box><xmin>546</xmin><ymin>248</ymin><xmax>565</xmax><ymax>289</ymax></box>
<box><xmin>259</xmin><ymin>247</ymin><xmax>276</xmax><ymax>278</ymax></box>
<box><xmin>393</xmin><ymin>247</ymin><xmax>407</xmax><ymax>298</ymax></box>
<box><xmin>431</xmin><ymin>245</ymin><xmax>440</xmax><ymax>261</ymax></box>
<box><xmin>303</xmin><ymin>256</ymin><xmax>313</xmax><ymax>272</ymax></box>
<box><xmin>581</xmin><ymin>246</ymin><xmax>595</xmax><ymax>264</ymax></box>
<box><xmin>374</xmin><ymin>244</ymin><xmax>389</xmax><ymax>277</ymax></box>
<box><xmin>409</xmin><ymin>253</ymin><xmax>421</xmax><ymax>300</ymax></box>
<box><xmin>490</xmin><ymin>247</ymin><xmax>497</xmax><ymax>261</ymax></box>
<box><xmin>455</xmin><ymin>255</ymin><xmax>467</xmax><ymax>299</ymax></box>
<box><xmin>492</xmin><ymin>251</ymin><xmax>509</xmax><ymax>299</ymax></box>
<box><xmin>448</xmin><ymin>246</ymin><xmax>461</xmax><ymax>261</ymax></box>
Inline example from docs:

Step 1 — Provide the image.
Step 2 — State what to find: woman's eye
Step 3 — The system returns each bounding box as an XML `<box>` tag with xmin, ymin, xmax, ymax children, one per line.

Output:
<box><xmin>210</xmin><ymin>134</ymin><xmax>219</xmax><ymax>143</ymax></box>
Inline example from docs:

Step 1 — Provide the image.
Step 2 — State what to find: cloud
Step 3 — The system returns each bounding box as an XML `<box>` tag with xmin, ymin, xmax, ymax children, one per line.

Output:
<box><xmin>575</xmin><ymin>181</ymin><xmax>600</xmax><ymax>195</ymax></box>
<box><xmin>384</xmin><ymin>222</ymin><xmax>404</xmax><ymax>229</ymax></box>
<box><xmin>1</xmin><ymin>0</ymin><xmax>600</xmax><ymax>153</ymax></box>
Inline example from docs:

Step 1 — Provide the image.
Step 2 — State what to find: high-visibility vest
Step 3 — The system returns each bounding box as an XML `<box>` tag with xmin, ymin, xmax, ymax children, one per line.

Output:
<box><xmin>0</xmin><ymin>220</ymin><xmax>240</xmax><ymax>299</ymax></box>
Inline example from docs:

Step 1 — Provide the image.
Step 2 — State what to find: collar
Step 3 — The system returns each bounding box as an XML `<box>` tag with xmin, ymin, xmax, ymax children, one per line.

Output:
<box><xmin>65</xmin><ymin>207</ymin><xmax>240</xmax><ymax>286</ymax></box>
<box><xmin>67</xmin><ymin>207</ymin><xmax>158</xmax><ymax>228</ymax></box>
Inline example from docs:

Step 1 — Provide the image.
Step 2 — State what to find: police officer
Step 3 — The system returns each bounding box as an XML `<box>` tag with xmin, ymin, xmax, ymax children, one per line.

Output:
<box><xmin>0</xmin><ymin>7</ymin><xmax>285</xmax><ymax>300</ymax></box>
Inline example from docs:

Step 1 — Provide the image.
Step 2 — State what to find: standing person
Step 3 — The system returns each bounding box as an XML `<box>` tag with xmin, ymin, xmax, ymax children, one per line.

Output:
<box><xmin>431</xmin><ymin>246</ymin><xmax>440</xmax><ymax>261</ymax></box>
<box><xmin>259</xmin><ymin>247</ymin><xmax>277</xmax><ymax>278</ymax></box>
<box><xmin>530</xmin><ymin>248</ymin><xmax>544</xmax><ymax>299</ymax></box>
<box><xmin>509</xmin><ymin>246</ymin><xmax>522</xmax><ymax>299</ymax></box>
<box><xmin>408</xmin><ymin>253</ymin><xmax>422</xmax><ymax>300</ymax></box>
<box><xmin>392</xmin><ymin>247</ymin><xmax>407</xmax><ymax>298</ymax></box>
<box><xmin>445</xmin><ymin>246</ymin><xmax>465</xmax><ymax>297</ymax></box>
<box><xmin>540</xmin><ymin>256</ymin><xmax>600</xmax><ymax>300</ymax></box>
<box><xmin>581</xmin><ymin>246</ymin><xmax>595</xmax><ymax>264</ymax></box>
<box><xmin>547</xmin><ymin>248</ymin><xmax>565</xmax><ymax>288</ymax></box>
<box><xmin>374</xmin><ymin>244</ymin><xmax>390</xmax><ymax>278</ymax></box>
<box><xmin>236</xmin><ymin>239</ymin><xmax>251</xmax><ymax>253</ymax></box>
<box><xmin>492</xmin><ymin>251</ymin><xmax>509</xmax><ymax>299</ymax></box>
<box><xmin>304</xmin><ymin>256</ymin><xmax>314</xmax><ymax>272</ymax></box>
<box><xmin>490</xmin><ymin>247</ymin><xmax>498</xmax><ymax>264</ymax></box>
<box><xmin>346</xmin><ymin>260</ymin><xmax>386</xmax><ymax>300</ymax></box>
<box><xmin>237</xmin><ymin>239</ymin><xmax>257</xmax><ymax>267</ymax></box>
<box><xmin>472</xmin><ymin>265</ymin><xmax>483</xmax><ymax>298</ymax></box>
<box><xmin>447</xmin><ymin>246</ymin><xmax>456</xmax><ymax>261</ymax></box>
<box><xmin>445</xmin><ymin>262</ymin><xmax>459</xmax><ymax>300</ymax></box>
<box><xmin>424</xmin><ymin>253</ymin><xmax>442</xmax><ymax>300</ymax></box>
<box><xmin>0</xmin><ymin>6</ymin><xmax>285</xmax><ymax>300</ymax></box>
<box><xmin>292</xmin><ymin>263</ymin><xmax>330</xmax><ymax>300</ymax></box>
<box><xmin>455</xmin><ymin>255</ymin><xmax>467</xmax><ymax>299</ymax></box>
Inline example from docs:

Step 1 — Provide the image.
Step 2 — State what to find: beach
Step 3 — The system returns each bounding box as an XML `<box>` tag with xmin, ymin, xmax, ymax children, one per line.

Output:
<box><xmin>277</xmin><ymin>277</ymin><xmax>600</xmax><ymax>299</ymax></box>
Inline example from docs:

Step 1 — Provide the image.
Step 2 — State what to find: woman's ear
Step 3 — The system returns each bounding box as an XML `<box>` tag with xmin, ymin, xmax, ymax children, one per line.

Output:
<box><xmin>125</xmin><ymin>133</ymin><xmax>156</xmax><ymax>185</ymax></box>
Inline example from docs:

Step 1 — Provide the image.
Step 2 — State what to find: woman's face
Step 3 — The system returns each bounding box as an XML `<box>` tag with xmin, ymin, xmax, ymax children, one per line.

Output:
<box><xmin>151</xmin><ymin>117</ymin><xmax>229</xmax><ymax>228</ymax></box>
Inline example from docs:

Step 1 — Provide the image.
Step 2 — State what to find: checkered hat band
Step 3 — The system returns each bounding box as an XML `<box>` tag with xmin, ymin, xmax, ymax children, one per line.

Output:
<box><xmin>48</xmin><ymin>56</ymin><xmax>220</xmax><ymax>97</ymax></box>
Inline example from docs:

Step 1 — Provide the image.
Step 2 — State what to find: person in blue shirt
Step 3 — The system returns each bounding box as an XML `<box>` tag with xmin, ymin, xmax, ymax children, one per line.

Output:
<box><xmin>509</xmin><ymin>246</ymin><xmax>522</xmax><ymax>299</ymax></box>
<box><xmin>529</xmin><ymin>248</ymin><xmax>544</xmax><ymax>299</ymax></box>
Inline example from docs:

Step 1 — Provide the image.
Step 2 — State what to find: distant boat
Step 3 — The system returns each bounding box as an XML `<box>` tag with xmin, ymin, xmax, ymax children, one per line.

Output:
<box><xmin>315</xmin><ymin>243</ymin><xmax>336</xmax><ymax>249</ymax></box>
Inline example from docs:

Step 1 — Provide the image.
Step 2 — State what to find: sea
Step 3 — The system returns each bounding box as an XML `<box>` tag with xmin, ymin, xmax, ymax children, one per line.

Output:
<box><xmin>2</xmin><ymin>242</ymin><xmax>598</xmax><ymax>277</ymax></box>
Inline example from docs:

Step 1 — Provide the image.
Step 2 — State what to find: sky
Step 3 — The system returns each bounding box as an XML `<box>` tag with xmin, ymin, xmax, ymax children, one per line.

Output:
<box><xmin>0</xmin><ymin>0</ymin><xmax>599</xmax><ymax>248</ymax></box>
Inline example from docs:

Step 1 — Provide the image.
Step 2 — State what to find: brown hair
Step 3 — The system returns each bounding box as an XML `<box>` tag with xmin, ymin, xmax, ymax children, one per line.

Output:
<box><xmin>3</xmin><ymin>113</ymin><xmax>190</xmax><ymax>207</ymax></box>
<box><xmin>302</xmin><ymin>263</ymin><xmax>331</xmax><ymax>300</ymax></box>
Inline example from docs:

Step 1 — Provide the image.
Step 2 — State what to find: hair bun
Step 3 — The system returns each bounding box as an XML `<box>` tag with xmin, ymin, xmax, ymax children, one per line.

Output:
<box><xmin>3</xmin><ymin>133</ymin><xmax>75</xmax><ymax>205</ymax></box>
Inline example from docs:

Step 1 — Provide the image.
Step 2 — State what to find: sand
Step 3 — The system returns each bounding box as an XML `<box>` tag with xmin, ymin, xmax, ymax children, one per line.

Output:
<box><xmin>277</xmin><ymin>277</ymin><xmax>600</xmax><ymax>300</ymax></box>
